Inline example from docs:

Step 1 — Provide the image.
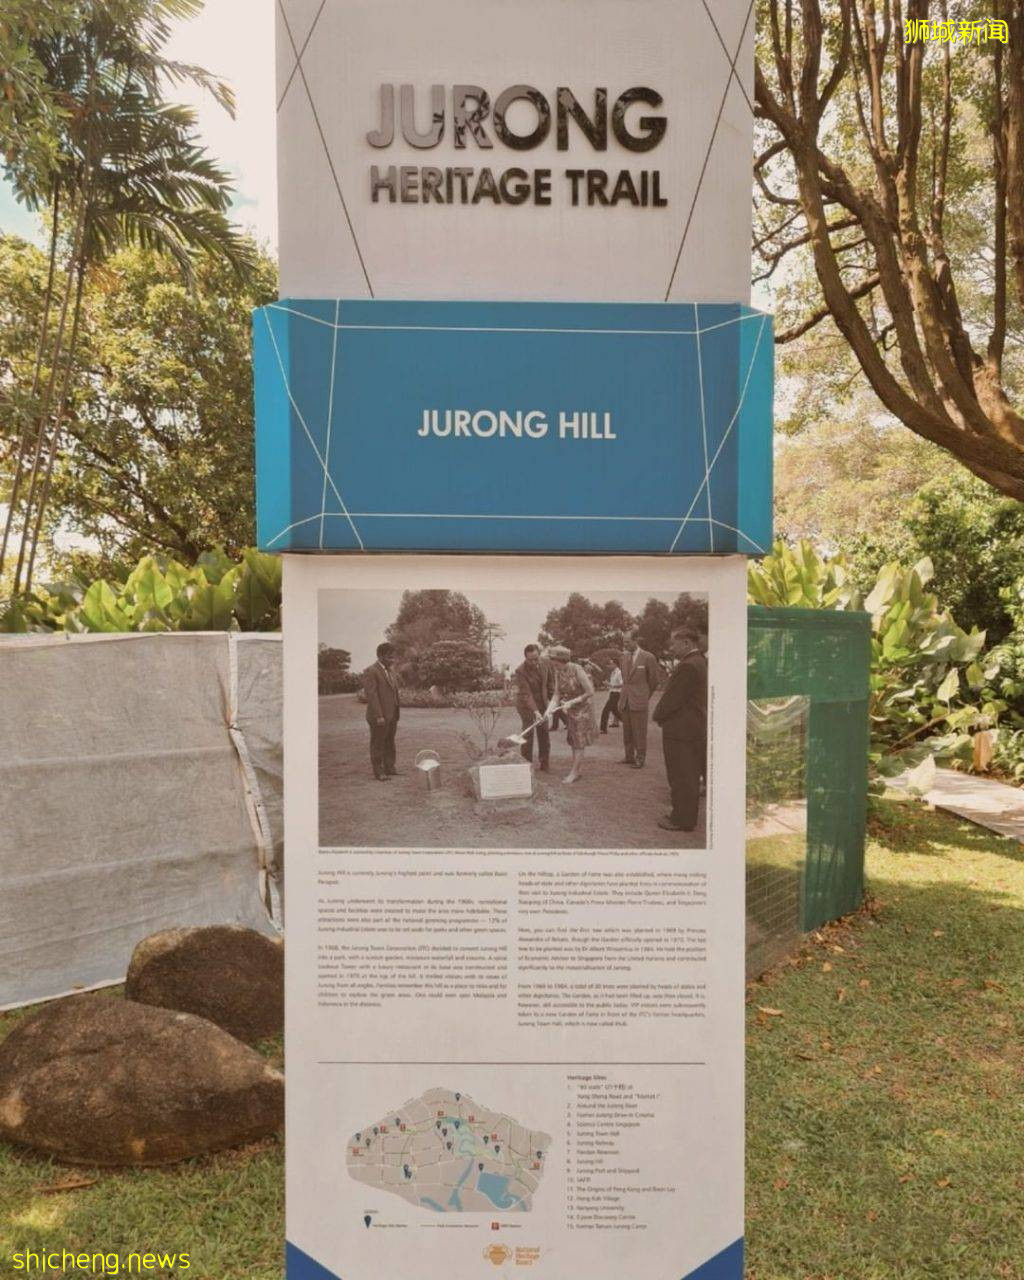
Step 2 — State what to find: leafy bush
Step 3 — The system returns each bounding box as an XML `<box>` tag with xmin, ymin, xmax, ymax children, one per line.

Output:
<box><xmin>356</xmin><ymin>687</ymin><xmax>445</xmax><ymax>708</ymax></box>
<box><xmin>355</xmin><ymin>686</ymin><xmax>515</xmax><ymax>709</ymax></box>
<box><xmin>861</xmin><ymin>560</ymin><xmax>999</xmax><ymax>774</ymax></box>
<box><xmin>413</xmin><ymin>639</ymin><xmax>491</xmax><ymax>692</ymax></box>
<box><xmin>748</xmin><ymin>541</ymin><xmax>1002</xmax><ymax>775</ymax></box>
<box><xmin>747</xmin><ymin>540</ymin><xmax>860</xmax><ymax>610</ymax></box>
<box><xmin>320</xmin><ymin>670</ymin><xmax>363</xmax><ymax>695</ymax></box>
<box><xmin>0</xmin><ymin>548</ymin><xmax>281</xmax><ymax>633</ymax></box>
<box><xmin>318</xmin><ymin>644</ymin><xmax>359</xmax><ymax>695</ymax></box>
<box><xmin>843</xmin><ymin>471</ymin><xmax>1024</xmax><ymax>642</ymax></box>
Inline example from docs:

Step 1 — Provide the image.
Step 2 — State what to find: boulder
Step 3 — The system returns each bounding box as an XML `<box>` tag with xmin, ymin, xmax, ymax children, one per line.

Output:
<box><xmin>125</xmin><ymin>925</ymin><xmax>283</xmax><ymax>1045</ymax></box>
<box><xmin>0</xmin><ymin>996</ymin><xmax>283</xmax><ymax>1166</ymax></box>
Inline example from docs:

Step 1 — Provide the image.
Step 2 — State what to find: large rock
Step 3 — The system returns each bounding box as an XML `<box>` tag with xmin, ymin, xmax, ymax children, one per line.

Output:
<box><xmin>125</xmin><ymin>925</ymin><xmax>283</xmax><ymax>1045</ymax></box>
<box><xmin>0</xmin><ymin>996</ymin><xmax>283</xmax><ymax>1166</ymax></box>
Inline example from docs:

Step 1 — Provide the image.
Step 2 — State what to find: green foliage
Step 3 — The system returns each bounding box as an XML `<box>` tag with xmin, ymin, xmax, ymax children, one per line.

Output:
<box><xmin>1</xmin><ymin>0</ymin><xmax>257</xmax><ymax>596</ymax></box>
<box><xmin>381</xmin><ymin>687</ymin><xmax>451</xmax><ymax>708</ymax></box>
<box><xmin>747</xmin><ymin>539</ymin><xmax>860</xmax><ymax>610</ymax></box>
<box><xmin>634</xmin><ymin>593</ymin><xmax>708</xmax><ymax>661</ymax></box>
<box><xmin>538</xmin><ymin>592</ymin><xmax>634</xmax><ymax>657</ymax></box>
<box><xmin>0</xmin><ymin>237</ymin><xmax>277</xmax><ymax>571</ymax></box>
<box><xmin>539</xmin><ymin>592</ymin><xmax>706</xmax><ymax>662</ymax></box>
<box><xmin>0</xmin><ymin>0</ymin><xmax>75</xmax><ymax>197</ymax></box>
<box><xmin>748</xmin><ymin>540</ymin><xmax>1001</xmax><ymax>773</ymax></box>
<box><xmin>747</xmin><ymin>698</ymin><xmax>807</xmax><ymax>819</ymax></box>
<box><xmin>842</xmin><ymin>471</ymin><xmax>1024</xmax><ymax>641</ymax></box>
<box><xmin>774</xmin><ymin>413</ymin><xmax>948</xmax><ymax>555</ymax></box>
<box><xmin>861</xmin><ymin>559</ymin><xmax>997</xmax><ymax>773</ymax></box>
<box><xmin>387</xmin><ymin>590</ymin><xmax>487</xmax><ymax>649</ymax></box>
<box><xmin>318</xmin><ymin>644</ymin><xmax>359</xmax><ymax>695</ymax></box>
<box><xmin>384</xmin><ymin>589</ymin><xmax>494</xmax><ymax>688</ymax></box>
<box><xmin>0</xmin><ymin>547</ymin><xmax>281</xmax><ymax>632</ymax></box>
<box><xmin>775</xmin><ymin>425</ymin><xmax>1024</xmax><ymax>642</ymax></box>
<box><xmin>414</xmin><ymin>639</ymin><xmax>491</xmax><ymax>693</ymax></box>
<box><xmin>634</xmin><ymin>598</ymin><xmax>672</xmax><ymax>658</ymax></box>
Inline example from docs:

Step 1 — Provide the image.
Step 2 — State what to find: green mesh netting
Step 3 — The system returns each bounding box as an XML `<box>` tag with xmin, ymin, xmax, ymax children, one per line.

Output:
<box><xmin>748</xmin><ymin>606</ymin><xmax>871</xmax><ymax>931</ymax></box>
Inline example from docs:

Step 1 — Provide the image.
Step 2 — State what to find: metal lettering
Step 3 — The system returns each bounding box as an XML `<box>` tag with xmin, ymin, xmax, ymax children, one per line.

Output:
<box><xmin>556</xmin><ymin>88</ymin><xmax>608</xmax><ymax>151</ymax></box>
<box><xmin>400</xmin><ymin>84</ymin><xmax>445</xmax><ymax>148</ymax></box>
<box><xmin>369</xmin><ymin>165</ymin><xmax>398</xmax><ymax>201</ymax></box>
<box><xmin>453</xmin><ymin>86</ymin><xmax>494</xmax><ymax>149</ymax></box>
<box><xmin>367</xmin><ymin>85</ymin><xmax>395</xmax><ymax>148</ymax></box>
<box><xmin>611</xmin><ymin>88</ymin><xmax>667</xmax><ymax>152</ymax></box>
<box><xmin>493</xmin><ymin>85</ymin><xmax>551</xmax><ymax>150</ymax></box>
<box><xmin>498</xmin><ymin>167</ymin><xmax>532</xmax><ymax>204</ymax></box>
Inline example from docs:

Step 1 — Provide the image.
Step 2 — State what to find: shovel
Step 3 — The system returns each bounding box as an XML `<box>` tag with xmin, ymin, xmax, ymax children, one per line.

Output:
<box><xmin>505</xmin><ymin>693</ymin><xmax>589</xmax><ymax>746</ymax></box>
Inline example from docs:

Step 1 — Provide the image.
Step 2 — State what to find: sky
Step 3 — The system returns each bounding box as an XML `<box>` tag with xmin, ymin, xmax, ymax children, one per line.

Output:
<box><xmin>0</xmin><ymin>0</ymin><xmax>278</xmax><ymax>248</ymax></box>
<box><xmin>318</xmin><ymin>587</ymin><xmax>697</xmax><ymax>673</ymax></box>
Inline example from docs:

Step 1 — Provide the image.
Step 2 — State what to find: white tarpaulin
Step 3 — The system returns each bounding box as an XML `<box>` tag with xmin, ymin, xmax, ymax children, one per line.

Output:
<box><xmin>0</xmin><ymin>632</ymin><xmax>283</xmax><ymax>1010</ymax></box>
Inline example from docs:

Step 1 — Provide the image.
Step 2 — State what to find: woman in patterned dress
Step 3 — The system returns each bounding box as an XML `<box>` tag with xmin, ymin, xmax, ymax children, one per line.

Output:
<box><xmin>547</xmin><ymin>646</ymin><xmax>597</xmax><ymax>784</ymax></box>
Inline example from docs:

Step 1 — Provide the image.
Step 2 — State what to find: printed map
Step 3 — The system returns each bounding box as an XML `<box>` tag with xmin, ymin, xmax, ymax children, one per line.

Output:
<box><xmin>346</xmin><ymin>1088</ymin><xmax>551</xmax><ymax>1213</ymax></box>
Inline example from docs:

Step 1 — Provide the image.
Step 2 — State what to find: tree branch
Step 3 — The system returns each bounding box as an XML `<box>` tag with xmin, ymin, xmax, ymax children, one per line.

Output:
<box><xmin>775</xmin><ymin>273</ymin><xmax>881</xmax><ymax>342</ymax></box>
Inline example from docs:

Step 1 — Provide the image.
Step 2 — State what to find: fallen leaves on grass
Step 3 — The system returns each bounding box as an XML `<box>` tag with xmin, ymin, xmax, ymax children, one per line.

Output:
<box><xmin>747</xmin><ymin>800</ymin><xmax>1024</xmax><ymax>1280</ymax></box>
<box><xmin>33</xmin><ymin>1176</ymin><xmax>97</xmax><ymax>1194</ymax></box>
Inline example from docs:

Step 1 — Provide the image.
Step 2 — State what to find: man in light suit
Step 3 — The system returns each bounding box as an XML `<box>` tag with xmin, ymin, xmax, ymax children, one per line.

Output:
<box><xmin>653</xmin><ymin>625</ymin><xmax>708</xmax><ymax>831</ymax></box>
<box><xmin>618</xmin><ymin>634</ymin><xmax>661</xmax><ymax>769</ymax></box>
<box><xmin>363</xmin><ymin>641</ymin><xmax>401</xmax><ymax>781</ymax></box>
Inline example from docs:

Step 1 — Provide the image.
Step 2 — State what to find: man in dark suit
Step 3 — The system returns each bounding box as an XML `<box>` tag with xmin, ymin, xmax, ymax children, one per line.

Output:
<box><xmin>514</xmin><ymin>644</ymin><xmax>556</xmax><ymax>770</ymax></box>
<box><xmin>363</xmin><ymin>641</ymin><xmax>401</xmax><ymax>781</ymax></box>
<box><xmin>653</xmin><ymin>625</ymin><xmax>708</xmax><ymax>832</ymax></box>
<box><xmin>618</xmin><ymin>635</ymin><xmax>662</xmax><ymax>768</ymax></box>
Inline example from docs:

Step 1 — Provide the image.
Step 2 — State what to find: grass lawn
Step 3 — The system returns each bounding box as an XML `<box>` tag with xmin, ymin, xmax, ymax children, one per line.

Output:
<box><xmin>747</xmin><ymin>798</ymin><xmax>1024</xmax><ymax>1279</ymax></box>
<box><xmin>1</xmin><ymin>799</ymin><xmax>1022</xmax><ymax>1278</ymax></box>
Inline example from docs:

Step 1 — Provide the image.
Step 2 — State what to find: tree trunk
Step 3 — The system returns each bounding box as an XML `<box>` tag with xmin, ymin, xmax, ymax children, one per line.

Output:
<box><xmin>754</xmin><ymin>0</ymin><xmax>1024</xmax><ymax>500</ymax></box>
<box><xmin>0</xmin><ymin>184</ymin><xmax>60</xmax><ymax>581</ymax></box>
<box><xmin>12</xmin><ymin>188</ymin><xmax>88</xmax><ymax>595</ymax></box>
<box><xmin>25</xmin><ymin>259</ymin><xmax>87</xmax><ymax>592</ymax></box>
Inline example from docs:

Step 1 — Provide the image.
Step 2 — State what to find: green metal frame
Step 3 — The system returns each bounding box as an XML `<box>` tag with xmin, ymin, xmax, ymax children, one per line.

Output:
<box><xmin>748</xmin><ymin>606</ymin><xmax>872</xmax><ymax>930</ymax></box>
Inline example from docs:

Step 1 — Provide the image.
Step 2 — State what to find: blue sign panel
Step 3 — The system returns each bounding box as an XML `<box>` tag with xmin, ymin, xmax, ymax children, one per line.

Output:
<box><xmin>254</xmin><ymin>300</ymin><xmax>773</xmax><ymax>555</ymax></box>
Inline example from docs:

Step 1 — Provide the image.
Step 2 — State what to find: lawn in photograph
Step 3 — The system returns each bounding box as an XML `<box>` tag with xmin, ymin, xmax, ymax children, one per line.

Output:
<box><xmin>318</xmin><ymin>693</ymin><xmax>706</xmax><ymax>850</ymax></box>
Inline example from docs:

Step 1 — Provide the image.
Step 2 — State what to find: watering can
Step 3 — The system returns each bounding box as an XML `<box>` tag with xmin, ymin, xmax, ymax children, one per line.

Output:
<box><xmin>415</xmin><ymin>749</ymin><xmax>443</xmax><ymax>792</ymax></box>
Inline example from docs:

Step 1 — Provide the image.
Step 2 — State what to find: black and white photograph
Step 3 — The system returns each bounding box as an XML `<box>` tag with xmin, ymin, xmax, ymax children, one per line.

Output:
<box><xmin>318</xmin><ymin>583</ymin><xmax>710</xmax><ymax>850</ymax></box>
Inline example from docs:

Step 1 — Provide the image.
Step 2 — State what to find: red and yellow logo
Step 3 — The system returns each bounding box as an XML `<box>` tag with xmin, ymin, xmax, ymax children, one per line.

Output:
<box><xmin>483</xmin><ymin>1244</ymin><xmax>512</xmax><ymax>1266</ymax></box>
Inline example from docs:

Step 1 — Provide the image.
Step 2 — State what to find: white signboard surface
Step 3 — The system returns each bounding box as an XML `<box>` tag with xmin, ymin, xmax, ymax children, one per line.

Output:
<box><xmin>478</xmin><ymin>761</ymin><xmax>533</xmax><ymax>800</ymax></box>
<box><xmin>284</xmin><ymin>555</ymin><xmax>747</xmax><ymax>1280</ymax></box>
<box><xmin>275</xmin><ymin>0</ymin><xmax>754</xmax><ymax>302</ymax></box>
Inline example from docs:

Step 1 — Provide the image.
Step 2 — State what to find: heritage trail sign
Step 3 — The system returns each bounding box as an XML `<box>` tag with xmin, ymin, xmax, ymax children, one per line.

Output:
<box><xmin>264</xmin><ymin>3</ymin><xmax>769</xmax><ymax>1279</ymax></box>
